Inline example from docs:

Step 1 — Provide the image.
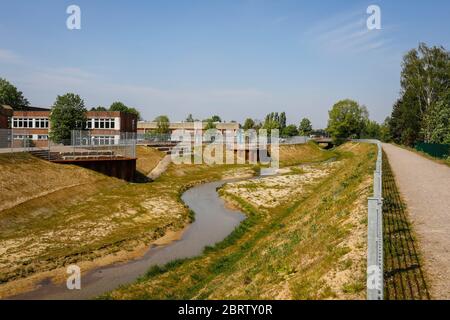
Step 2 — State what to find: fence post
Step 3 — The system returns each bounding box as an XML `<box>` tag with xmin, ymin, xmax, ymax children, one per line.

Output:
<box><xmin>367</xmin><ymin>197</ymin><xmax>383</xmax><ymax>300</ymax></box>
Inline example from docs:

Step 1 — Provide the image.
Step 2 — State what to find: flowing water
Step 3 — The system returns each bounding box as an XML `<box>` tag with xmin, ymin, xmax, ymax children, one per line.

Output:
<box><xmin>10</xmin><ymin>180</ymin><xmax>246</xmax><ymax>300</ymax></box>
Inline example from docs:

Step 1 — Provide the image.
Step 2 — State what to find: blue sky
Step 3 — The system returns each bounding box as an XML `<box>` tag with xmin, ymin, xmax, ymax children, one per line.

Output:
<box><xmin>0</xmin><ymin>0</ymin><xmax>449</xmax><ymax>127</ymax></box>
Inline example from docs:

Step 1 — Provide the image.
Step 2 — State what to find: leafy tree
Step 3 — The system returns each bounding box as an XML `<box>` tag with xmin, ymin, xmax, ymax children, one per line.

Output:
<box><xmin>128</xmin><ymin>107</ymin><xmax>142</xmax><ymax>120</ymax></box>
<box><xmin>279</xmin><ymin>112</ymin><xmax>287</xmax><ymax>130</ymax></box>
<box><xmin>211</xmin><ymin>115</ymin><xmax>222</xmax><ymax>123</ymax></box>
<box><xmin>263</xmin><ymin>113</ymin><xmax>280</xmax><ymax>134</ymax></box>
<box><xmin>298</xmin><ymin>118</ymin><xmax>313</xmax><ymax>136</ymax></box>
<box><xmin>361</xmin><ymin>120</ymin><xmax>382</xmax><ymax>139</ymax></box>
<box><xmin>49</xmin><ymin>93</ymin><xmax>87</xmax><ymax>143</ymax></box>
<box><xmin>90</xmin><ymin>106</ymin><xmax>107</xmax><ymax>111</ymax></box>
<box><xmin>282</xmin><ymin>124</ymin><xmax>299</xmax><ymax>137</ymax></box>
<box><xmin>0</xmin><ymin>78</ymin><xmax>29</xmax><ymax>109</ymax></box>
<box><xmin>185</xmin><ymin>114</ymin><xmax>194</xmax><ymax>122</ymax></box>
<box><xmin>109</xmin><ymin>101</ymin><xmax>141</xmax><ymax>120</ymax></box>
<box><xmin>379</xmin><ymin>118</ymin><xmax>392</xmax><ymax>142</ymax></box>
<box><xmin>154</xmin><ymin>115</ymin><xmax>170</xmax><ymax>134</ymax></box>
<box><xmin>327</xmin><ymin>99</ymin><xmax>368</xmax><ymax>142</ymax></box>
<box><xmin>425</xmin><ymin>93</ymin><xmax>450</xmax><ymax>144</ymax></box>
<box><xmin>390</xmin><ymin>43</ymin><xmax>449</xmax><ymax>145</ymax></box>
<box><xmin>204</xmin><ymin>118</ymin><xmax>217</xmax><ymax>130</ymax></box>
<box><xmin>109</xmin><ymin>101</ymin><xmax>128</xmax><ymax>112</ymax></box>
<box><xmin>243</xmin><ymin>118</ymin><xmax>255</xmax><ymax>130</ymax></box>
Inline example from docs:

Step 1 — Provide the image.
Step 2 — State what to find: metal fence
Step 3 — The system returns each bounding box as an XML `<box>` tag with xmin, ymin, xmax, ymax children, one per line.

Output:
<box><xmin>0</xmin><ymin>128</ymin><xmax>48</xmax><ymax>153</ymax></box>
<box><xmin>0</xmin><ymin>129</ymin><xmax>136</xmax><ymax>159</ymax></box>
<box><xmin>354</xmin><ymin>139</ymin><xmax>384</xmax><ymax>300</ymax></box>
<box><xmin>48</xmin><ymin>138</ymin><xmax>136</xmax><ymax>160</ymax></box>
<box><xmin>415</xmin><ymin>142</ymin><xmax>450</xmax><ymax>159</ymax></box>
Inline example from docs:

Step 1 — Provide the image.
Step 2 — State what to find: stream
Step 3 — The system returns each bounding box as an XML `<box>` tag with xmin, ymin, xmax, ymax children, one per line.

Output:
<box><xmin>10</xmin><ymin>179</ymin><xmax>246</xmax><ymax>300</ymax></box>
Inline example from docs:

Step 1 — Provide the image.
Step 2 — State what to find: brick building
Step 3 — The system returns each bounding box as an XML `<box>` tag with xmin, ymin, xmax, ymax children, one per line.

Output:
<box><xmin>5</xmin><ymin>107</ymin><xmax>137</xmax><ymax>147</ymax></box>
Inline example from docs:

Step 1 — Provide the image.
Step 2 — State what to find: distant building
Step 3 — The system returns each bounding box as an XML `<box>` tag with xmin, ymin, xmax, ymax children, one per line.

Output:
<box><xmin>137</xmin><ymin>121</ymin><xmax>240</xmax><ymax>136</ymax></box>
<box><xmin>7</xmin><ymin>107</ymin><xmax>137</xmax><ymax>147</ymax></box>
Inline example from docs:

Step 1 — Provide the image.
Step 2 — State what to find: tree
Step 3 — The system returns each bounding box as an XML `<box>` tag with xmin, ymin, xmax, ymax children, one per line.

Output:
<box><xmin>128</xmin><ymin>107</ymin><xmax>142</xmax><ymax>121</ymax></box>
<box><xmin>263</xmin><ymin>113</ymin><xmax>280</xmax><ymax>134</ymax></box>
<box><xmin>154</xmin><ymin>115</ymin><xmax>170</xmax><ymax>134</ymax></box>
<box><xmin>425</xmin><ymin>93</ymin><xmax>450</xmax><ymax>144</ymax></box>
<box><xmin>298</xmin><ymin>118</ymin><xmax>313</xmax><ymax>136</ymax></box>
<box><xmin>109</xmin><ymin>101</ymin><xmax>128</xmax><ymax>112</ymax></box>
<box><xmin>243</xmin><ymin>118</ymin><xmax>255</xmax><ymax>130</ymax></box>
<box><xmin>204</xmin><ymin>119</ymin><xmax>217</xmax><ymax>130</ymax></box>
<box><xmin>361</xmin><ymin>120</ymin><xmax>382</xmax><ymax>139</ymax></box>
<box><xmin>279</xmin><ymin>112</ymin><xmax>287</xmax><ymax>131</ymax></box>
<box><xmin>390</xmin><ymin>43</ymin><xmax>450</xmax><ymax>144</ymax></box>
<box><xmin>109</xmin><ymin>101</ymin><xmax>141</xmax><ymax>120</ymax></box>
<box><xmin>326</xmin><ymin>99</ymin><xmax>368</xmax><ymax>142</ymax></box>
<box><xmin>90</xmin><ymin>106</ymin><xmax>107</xmax><ymax>111</ymax></box>
<box><xmin>282</xmin><ymin>124</ymin><xmax>299</xmax><ymax>137</ymax></box>
<box><xmin>0</xmin><ymin>78</ymin><xmax>29</xmax><ymax>109</ymax></box>
<box><xmin>185</xmin><ymin>114</ymin><xmax>194</xmax><ymax>122</ymax></box>
<box><xmin>49</xmin><ymin>93</ymin><xmax>87</xmax><ymax>143</ymax></box>
<box><xmin>211</xmin><ymin>115</ymin><xmax>222</xmax><ymax>123</ymax></box>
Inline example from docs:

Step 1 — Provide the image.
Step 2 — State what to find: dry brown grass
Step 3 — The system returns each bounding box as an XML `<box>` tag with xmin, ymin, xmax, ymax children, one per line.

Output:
<box><xmin>278</xmin><ymin>142</ymin><xmax>337</xmax><ymax>167</ymax></box>
<box><xmin>105</xmin><ymin>143</ymin><xmax>375</xmax><ymax>300</ymax></box>
<box><xmin>0</xmin><ymin>150</ymin><xmax>257</xmax><ymax>294</ymax></box>
<box><xmin>136</xmin><ymin>146</ymin><xmax>166</xmax><ymax>175</ymax></box>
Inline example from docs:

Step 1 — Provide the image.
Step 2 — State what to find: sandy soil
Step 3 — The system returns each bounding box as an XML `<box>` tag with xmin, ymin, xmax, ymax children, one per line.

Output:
<box><xmin>383</xmin><ymin>143</ymin><xmax>450</xmax><ymax>299</ymax></box>
<box><xmin>0</xmin><ymin>227</ymin><xmax>188</xmax><ymax>299</ymax></box>
<box><xmin>222</xmin><ymin>162</ymin><xmax>340</xmax><ymax>209</ymax></box>
<box><xmin>147</xmin><ymin>155</ymin><xmax>172</xmax><ymax>180</ymax></box>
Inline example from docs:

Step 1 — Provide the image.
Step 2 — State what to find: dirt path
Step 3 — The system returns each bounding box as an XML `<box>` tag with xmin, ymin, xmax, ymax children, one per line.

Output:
<box><xmin>382</xmin><ymin>144</ymin><xmax>450</xmax><ymax>299</ymax></box>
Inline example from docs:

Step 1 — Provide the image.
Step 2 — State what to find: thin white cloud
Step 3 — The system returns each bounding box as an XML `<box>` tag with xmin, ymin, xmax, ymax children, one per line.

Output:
<box><xmin>303</xmin><ymin>9</ymin><xmax>392</xmax><ymax>55</ymax></box>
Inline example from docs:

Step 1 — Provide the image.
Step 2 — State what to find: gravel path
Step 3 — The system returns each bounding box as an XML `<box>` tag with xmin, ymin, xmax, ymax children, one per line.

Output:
<box><xmin>383</xmin><ymin>144</ymin><xmax>450</xmax><ymax>299</ymax></box>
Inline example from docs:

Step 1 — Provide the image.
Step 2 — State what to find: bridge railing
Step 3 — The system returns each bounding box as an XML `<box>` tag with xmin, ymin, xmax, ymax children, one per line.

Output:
<box><xmin>353</xmin><ymin>139</ymin><xmax>384</xmax><ymax>300</ymax></box>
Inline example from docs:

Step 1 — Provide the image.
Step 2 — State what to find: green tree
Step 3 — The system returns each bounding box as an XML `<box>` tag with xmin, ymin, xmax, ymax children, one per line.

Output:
<box><xmin>282</xmin><ymin>124</ymin><xmax>299</xmax><ymax>137</ymax></box>
<box><xmin>390</xmin><ymin>43</ymin><xmax>450</xmax><ymax>144</ymax></box>
<box><xmin>185</xmin><ymin>114</ymin><xmax>194</xmax><ymax>122</ymax></box>
<box><xmin>154</xmin><ymin>115</ymin><xmax>170</xmax><ymax>134</ymax></box>
<box><xmin>0</xmin><ymin>78</ymin><xmax>29</xmax><ymax>109</ymax></box>
<box><xmin>204</xmin><ymin>119</ymin><xmax>217</xmax><ymax>130</ymax></box>
<box><xmin>90</xmin><ymin>106</ymin><xmax>107</xmax><ymax>111</ymax></box>
<box><xmin>298</xmin><ymin>118</ymin><xmax>313</xmax><ymax>136</ymax></box>
<box><xmin>49</xmin><ymin>93</ymin><xmax>87</xmax><ymax>143</ymax></box>
<box><xmin>109</xmin><ymin>101</ymin><xmax>141</xmax><ymax>120</ymax></box>
<box><xmin>327</xmin><ymin>99</ymin><xmax>368</xmax><ymax>143</ymax></box>
<box><xmin>211</xmin><ymin>115</ymin><xmax>222</xmax><ymax>123</ymax></box>
<box><xmin>263</xmin><ymin>113</ymin><xmax>280</xmax><ymax>134</ymax></box>
<box><xmin>279</xmin><ymin>112</ymin><xmax>287</xmax><ymax>130</ymax></box>
<box><xmin>243</xmin><ymin>118</ymin><xmax>255</xmax><ymax>130</ymax></box>
<box><xmin>425</xmin><ymin>93</ymin><xmax>450</xmax><ymax>144</ymax></box>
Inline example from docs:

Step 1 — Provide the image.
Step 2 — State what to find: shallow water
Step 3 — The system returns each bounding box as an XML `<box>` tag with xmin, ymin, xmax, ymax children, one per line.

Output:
<box><xmin>10</xmin><ymin>180</ymin><xmax>246</xmax><ymax>300</ymax></box>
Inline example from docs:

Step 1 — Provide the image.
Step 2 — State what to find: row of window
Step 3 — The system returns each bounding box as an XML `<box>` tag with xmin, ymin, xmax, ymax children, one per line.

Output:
<box><xmin>12</xmin><ymin>118</ymin><xmax>118</xmax><ymax>130</ymax></box>
<box><xmin>92</xmin><ymin>135</ymin><xmax>116</xmax><ymax>145</ymax></box>
<box><xmin>13</xmin><ymin>134</ymin><xmax>49</xmax><ymax>140</ymax></box>
<box><xmin>12</xmin><ymin>118</ymin><xmax>49</xmax><ymax>129</ymax></box>
<box><xmin>87</xmin><ymin>118</ymin><xmax>116</xmax><ymax>129</ymax></box>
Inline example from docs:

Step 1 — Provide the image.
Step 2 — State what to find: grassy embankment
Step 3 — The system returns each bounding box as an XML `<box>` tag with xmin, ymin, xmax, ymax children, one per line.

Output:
<box><xmin>0</xmin><ymin>146</ymin><xmax>253</xmax><ymax>294</ymax></box>
<box><xmin>382</xmin><ymin>152</ymin><xmax>430</xmax><ymax>300</ymax></box>
<box><xmin>104</xmin><ymin>142</ymin><xmax>376</xmax><ymax>300</ymax></box>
